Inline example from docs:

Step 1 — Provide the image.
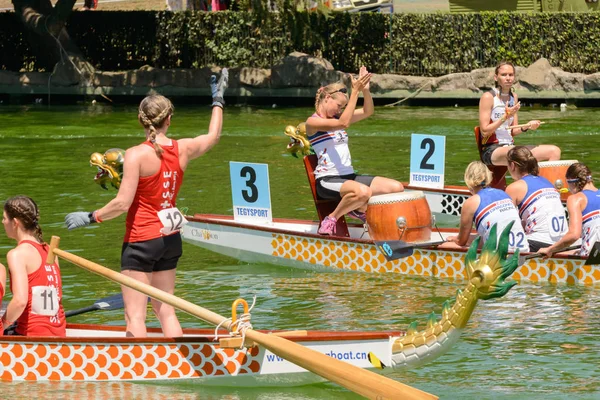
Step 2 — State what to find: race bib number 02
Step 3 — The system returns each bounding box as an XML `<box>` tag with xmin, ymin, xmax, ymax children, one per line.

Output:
<box><xmin>31</xmin><ymin>286</ymin><xmax>59</xmax><ymax>316</ymax></box>
<box><xmin>158</xmin><ymin>207</ymin><xmax>188</xmax><ymax>235</ymax></box>
<box><xmin>409</xmin><ymin>133</ymin><xmax>446</xmax><ymax>189</ymax></box>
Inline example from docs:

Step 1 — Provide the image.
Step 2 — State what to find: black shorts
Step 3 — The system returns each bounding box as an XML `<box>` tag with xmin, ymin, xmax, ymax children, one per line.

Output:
<box><xmin>481</xmin><ymin>144</ymin><xmax>503</xmax><ymax>165</ymax></box>
<box><xmin>527</xmin><ymin>239</ymin><xmax>552</xmax><ymax>253</ymax></box>
<box><xmin>121</xmin><ymin>234</ymin><xmax>182</xmax><ymax>273</ymax></box>
<box><xmin>316</xmin><ymin>174</ymin><xmax>375</xmax><ymax>201</ymax></box>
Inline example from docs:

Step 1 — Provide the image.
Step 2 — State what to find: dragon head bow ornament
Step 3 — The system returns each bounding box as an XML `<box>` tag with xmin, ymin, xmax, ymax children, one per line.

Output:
<box><xmin>90</xmin><ymin>148</ymin><xmax>125</xmax><ymax>190</ymax></box>
<box><xmin>284</xmin><ymin>123</ymin><xmax>313</xmax><ymax>158</ymax></box>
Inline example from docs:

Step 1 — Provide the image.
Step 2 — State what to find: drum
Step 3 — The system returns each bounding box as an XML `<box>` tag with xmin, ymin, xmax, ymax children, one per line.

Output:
<box><xmin>366</xmin><ymin>191</ymin><xmax>432</xmax><ymax>242</ymax></box>
<box><xmin>538</xmin><ymin>160</ymin><xmax>578</xmax><ymax>193</ymax></box>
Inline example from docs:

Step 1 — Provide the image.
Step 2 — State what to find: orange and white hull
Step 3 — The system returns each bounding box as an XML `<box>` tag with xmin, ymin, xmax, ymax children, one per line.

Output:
<box><xmin>0</xmin><ymin>324</ymin><xmax>399</xmax><ymax>385</ymax></box>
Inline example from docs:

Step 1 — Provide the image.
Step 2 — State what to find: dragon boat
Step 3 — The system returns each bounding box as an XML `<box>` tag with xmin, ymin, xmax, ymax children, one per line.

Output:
<box><xmin>0</xmin><ymin>228</ymin><xmax>519</xmax><ymax>385</ymax></box>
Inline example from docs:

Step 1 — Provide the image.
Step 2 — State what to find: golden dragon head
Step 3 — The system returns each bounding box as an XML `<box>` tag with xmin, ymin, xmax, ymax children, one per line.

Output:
<box><xmin>464</xmin><ymin>221</ymin><xmax>520</xmax><ymax>300</ymax></box>
<box><xmin>284</xmin><ymin>123</ymin><xmax>313</xmax><ymax>158</ymax></box>
<box><xmin>90</xmin><ymin>148</ymin><xmax>125</xmax><ymax>190</ymax></box>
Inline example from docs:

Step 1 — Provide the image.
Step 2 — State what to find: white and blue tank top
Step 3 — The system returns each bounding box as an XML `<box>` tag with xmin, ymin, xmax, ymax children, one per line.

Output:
<box><xmin>308</xmin><ymin>113</ymin><xmax>354</xmax><ymax>179</ymax></box>
<box><xmin>474</xmin><ymin>187</ymin><xmax>530</xmax><ymax>252</ymax></box>
<box><xmin>580</xmin><ymin>189</ymin><xmax>600</xmax><ymax>256</ymax></box>
<box><xmin>518</xmin><ymin>175</ymin><xmax>567</xmax><ymax>244</ymax></box>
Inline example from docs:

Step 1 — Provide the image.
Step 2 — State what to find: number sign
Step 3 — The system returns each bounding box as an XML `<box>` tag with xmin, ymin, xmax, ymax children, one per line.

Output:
<box><xmin>230</xmin><ymin>162</ymin><xmax>272</xmax><ymax>224</ymax></box>
<box><xmin>409</xmin><ymin>134</ymin><xmax>446</xmax><ymax>189</ymax></box>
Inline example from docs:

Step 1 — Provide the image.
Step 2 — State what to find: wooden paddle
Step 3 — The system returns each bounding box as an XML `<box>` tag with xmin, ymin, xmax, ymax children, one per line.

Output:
<box><xmin>374</xmin><ymin>240</ymin><xmax>447</xmax><ymax>261</ymax></box>
<box><xmin>47</xmin><ymin>236</ymin><xmax>436</xmax><ymax>400</ymax></box>
<box><xmin>508</xmin><ymin>121</ymin><xmax>546</xmax><ymax>130</ymax></box>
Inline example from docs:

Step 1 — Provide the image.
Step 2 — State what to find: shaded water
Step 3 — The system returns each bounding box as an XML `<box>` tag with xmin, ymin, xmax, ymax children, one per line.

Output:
<box><xmin>0</xmin><ymin>104</ymin><xmax>599</xmax><ymax>399</ymax></box>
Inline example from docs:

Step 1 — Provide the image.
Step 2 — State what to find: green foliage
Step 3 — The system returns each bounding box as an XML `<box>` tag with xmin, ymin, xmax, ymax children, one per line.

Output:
<box><xmin>1</xmin><ymin>11</ymin><xmax>600</xmax><ymax>75</ymax></box>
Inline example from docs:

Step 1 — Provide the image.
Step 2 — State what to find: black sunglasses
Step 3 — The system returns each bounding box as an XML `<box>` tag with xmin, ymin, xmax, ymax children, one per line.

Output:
<box><xmin>330</xmin><ymin>88</ymin><xmax>347</xmax><ymax>95</ymax></box>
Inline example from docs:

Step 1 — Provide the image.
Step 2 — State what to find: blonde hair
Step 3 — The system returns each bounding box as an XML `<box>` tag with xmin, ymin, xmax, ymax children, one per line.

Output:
<box><xmin>314</xmin><ymin>83</ymin><xmax>348</xmax><ymax>111</ymax></box>
<box><xmin>138</xmin><ymin>94</ymin><xmax>174</xmax><ymax>157</ymax></box>
<box><xmin>464</xmin><ymin>161</ymin><xmax>493</xmax><ymax>190</ymax></box>
<box><xmin>4</xmin><ymin>196</ymin><xmax>43</xmax><ymax>243</ymax></box>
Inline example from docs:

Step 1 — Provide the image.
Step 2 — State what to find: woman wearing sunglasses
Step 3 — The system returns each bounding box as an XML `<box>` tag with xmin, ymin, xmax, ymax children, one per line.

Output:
<box><xmin>305</xmin><ymin>66</ymin><xmax>404</xmax><ymax>235</ymax></box>
<box><xmin>538</xmin><ymin>162</ymin><xmax>600</xmax><ymax>258</ymax></box>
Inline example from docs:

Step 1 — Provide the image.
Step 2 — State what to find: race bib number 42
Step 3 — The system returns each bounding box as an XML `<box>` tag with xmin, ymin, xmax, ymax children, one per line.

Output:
<box><xmin>31</xmin><ymin>286</ymin><xmax>59</xmax><ymax>316</ymax></box>
<box><xmin>158</xmin><ymin>207</ymin><xmax>188</xmax><ymax>235</ymax></box>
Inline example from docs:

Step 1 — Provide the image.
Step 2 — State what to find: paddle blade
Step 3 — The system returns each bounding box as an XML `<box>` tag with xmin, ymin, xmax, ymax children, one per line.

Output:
<box><xmin>65</xmin><ymin>293</ymin><xmax>124</xmax><ymax>318</ymax></box>
<box><xmin>584</xmin><ymin>242</ymin><xmax>600</xmax><ymax>265</ymax></box>
<box><xmin>374</xmin><ymin>240</ymin><xmax>414</xmax><ymax>261</ymax></box>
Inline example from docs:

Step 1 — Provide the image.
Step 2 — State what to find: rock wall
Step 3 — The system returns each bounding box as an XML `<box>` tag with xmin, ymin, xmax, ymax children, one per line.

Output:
<box><xmin>2</xmin><ymin>52</ymin><xmax>599</xmax><ymax>99</ymax></box>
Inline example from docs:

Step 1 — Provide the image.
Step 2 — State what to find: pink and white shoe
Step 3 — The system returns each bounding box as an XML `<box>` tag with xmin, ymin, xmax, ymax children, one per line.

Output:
<box><xmin>318</xmin><ymin>216</ymin><xmax>337</xmax><ymax>235</ymax></box>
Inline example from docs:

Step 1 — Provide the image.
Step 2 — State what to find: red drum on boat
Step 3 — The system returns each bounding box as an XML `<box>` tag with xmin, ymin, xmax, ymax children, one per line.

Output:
<box><xmin>366</xmin><ymin>191</ymin><xmax>432</xmax><ymax>242</ymax></box>
<box><xmin>538</xmin><ymin>160</ymin><xmax>578</xmax><ymax>193</ymax></box>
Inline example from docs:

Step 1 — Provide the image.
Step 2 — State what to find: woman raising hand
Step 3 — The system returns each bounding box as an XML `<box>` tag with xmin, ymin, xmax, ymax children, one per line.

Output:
<box><xmin>306</xmin><ymin>67</ymin><xmax>403</xmax><ymax>235</ymax></box>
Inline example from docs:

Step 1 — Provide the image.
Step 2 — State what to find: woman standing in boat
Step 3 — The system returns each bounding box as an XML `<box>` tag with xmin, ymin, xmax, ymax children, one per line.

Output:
<box><xmin>539</xmin><ymin>162</ymin><xmax>600</xmax><ymax>258</ymax></box>
<box><xmin>1</xmin><ymin>196</ymin><xmax>66</xmax><ymax>337</ymax></box>
<box><xmin>306</xmin><ymin>66</ymin><xmax>404</xmax><ymax>235</ymax></box>
<box><xmin>478</xmin><ymin>61</ymin><xmax>560</xmax><ymax>166</ymax></box>
<box><xmin>445</xmin><ymin>161</ymin><xmax>530</xmax><ymax>252</ymax></box>
<box><xmin>505</xmin><ymin>146</ymin><xmax>568</xmax><ymax>251</ymax></box>
<box><xmin>65</xmin><ymin>70</ymin><xmax>228</xmax><ymax>338</ymax></box>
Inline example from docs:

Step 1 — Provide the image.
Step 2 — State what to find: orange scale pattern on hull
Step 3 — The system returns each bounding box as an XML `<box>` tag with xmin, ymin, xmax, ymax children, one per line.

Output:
<box><xmin>0</xmin><ymin>342</ymin><xmax>263</xmax><ymax>382</ymax></box>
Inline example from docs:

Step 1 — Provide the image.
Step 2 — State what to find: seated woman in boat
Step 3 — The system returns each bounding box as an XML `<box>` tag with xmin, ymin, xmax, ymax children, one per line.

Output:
<box><xmin>306</xmin><ymin>66</ymin><xmax>404</xmax><ymax>235</ymax></box>
<box><xmin>539</xmin><ymin>162</ymin><xmax>600</xmax><ymax>258</ymax></box>
<box><xmin>478</xmin><ymin>61</ymin><xmax>560</xmax><ymax>166</ymax></box>
<box><xmin>1</xmin><ymin>196</ymin><xmax>66</xmax><ymax>337</ymax></box>
<box><xmin>444</xmin><ymin>161</ymin><xmax>530</xmax><ymax>252</ymax></box>
<box><xmin>505</xmin><ymin>146</ymin><xmax>568</xmax><ymax>252</ymax></box>
<box><xmin>65</xmin><ymin>70</ymin><xmax>228</xmax><ymax>338</ymax></box>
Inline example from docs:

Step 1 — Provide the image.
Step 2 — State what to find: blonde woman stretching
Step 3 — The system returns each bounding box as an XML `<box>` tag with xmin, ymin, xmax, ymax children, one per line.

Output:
<box><xmin>306</xmin><ymin>67</ymin><xmax>404</xmax><ymax>235</ymax></box>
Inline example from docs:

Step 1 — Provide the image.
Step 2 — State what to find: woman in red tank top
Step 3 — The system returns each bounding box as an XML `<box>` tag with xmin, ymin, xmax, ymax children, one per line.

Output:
<box><xmin>1</xmin><ymin>196</ymin><xmax>66</xmax><ymax>337</ymax></box>
<box><xmin>0</xmin><ymin>262</ymin><xmax>6</xmax><ymax>335</ymax></box>
<box><xmin>65</xmin><ymin>69</ymin><xmax>229</xmax><ymax>338</ymax></box>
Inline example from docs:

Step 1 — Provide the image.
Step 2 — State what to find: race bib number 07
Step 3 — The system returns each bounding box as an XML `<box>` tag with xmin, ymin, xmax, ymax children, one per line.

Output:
<box><xmin>31</xmin><ymin>286</ymin><xmax>59</xmax><ymax>316</ymax></box>
<box><xmin>158</xmin><ymin>207</ymin><xmax>188</xmax><ymax>235</ymax></box>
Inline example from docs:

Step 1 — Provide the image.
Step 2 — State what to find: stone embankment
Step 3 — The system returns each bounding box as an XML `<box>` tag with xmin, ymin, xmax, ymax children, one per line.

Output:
<box><xmin>1</xmin><ymin>52</ymin><xmax>599</xmax><ymax>102</ymax></box>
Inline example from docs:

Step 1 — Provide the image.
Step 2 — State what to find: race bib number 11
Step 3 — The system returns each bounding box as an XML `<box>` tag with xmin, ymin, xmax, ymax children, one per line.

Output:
<box><xmin>31</xmin><ymin>286</ymin><xmax>59</xmax><ymax>316</ymax></box>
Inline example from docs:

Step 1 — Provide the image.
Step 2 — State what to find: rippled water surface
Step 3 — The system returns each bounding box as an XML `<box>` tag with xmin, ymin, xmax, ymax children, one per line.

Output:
<box><xmin>1</xmin><ymin>104</ymin><xmax>599</xmax><ymax>399</ymax></box>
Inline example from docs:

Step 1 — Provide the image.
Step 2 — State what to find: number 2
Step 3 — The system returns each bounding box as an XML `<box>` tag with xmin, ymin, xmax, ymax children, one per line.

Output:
<box><xmin>420</xmin><ymin>138</ymin><xmax>435</xmax><ymax>170</ymax></box>
<box><xmin>509</xmin><ymin>231</ymin><xmax>526</xmax><ymax>248</ymax></box>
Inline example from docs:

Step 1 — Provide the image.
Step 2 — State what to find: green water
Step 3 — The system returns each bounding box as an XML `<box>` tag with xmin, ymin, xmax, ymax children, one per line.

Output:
<box><xmin>0</xmin><ymin>104</ymin><xmax>599</xmax><ymax>399</ymax></box>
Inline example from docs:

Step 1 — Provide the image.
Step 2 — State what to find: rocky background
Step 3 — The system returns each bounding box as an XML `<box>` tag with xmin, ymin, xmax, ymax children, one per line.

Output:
<box><xmin>1</xmin><ymin>52</ymin><xmax>599</xmax><ymax>99</ymax></box>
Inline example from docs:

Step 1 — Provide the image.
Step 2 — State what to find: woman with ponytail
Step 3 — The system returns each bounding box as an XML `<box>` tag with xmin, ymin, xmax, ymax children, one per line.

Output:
<box><xmin>2</xmin><ymin>196</ymin><xmax>66</xmax><ymax>336</ymax></box>
<box><xmin>65</xmin><ymin>69</ymin><xmax>228</xmax><ymax>338</ymax></box>
<box><xmin>539</xmin><ymin>163</ymin><xmax>600</xmax><ymax>258</ymax></box>
<box><xmin>444</xmin><ymin>161</ymin><xmax>529</xmax><ymax>253</ymax></box>
<box><xmin>478</xmin><ymin>61</ymin><xmax>560</xmax><ymax>166</ymax></box>
<box><xmin>505</xmin><ymin>146</ymin><xmax>567</xmax><ymax>251</ymax></box>
<box><xmin>306</xmin><ymin>66</ymin><xmax>404</xmax><ymax>235</ymax></box>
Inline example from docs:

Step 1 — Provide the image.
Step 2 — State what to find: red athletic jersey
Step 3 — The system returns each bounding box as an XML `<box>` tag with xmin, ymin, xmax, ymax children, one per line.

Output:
<box><xmin>124</xmin><ymin>140</ymin><xmax>184</xmax><ymax>243</ymax></box>
<box><xmin>12</xmin><ymin>241</ymin><xmax>66</xmax><ymax>337</ymax></box>
<box><xmin>0</xmin><ymin>284</ymin><xmax>4</xmax><ymax>336</ymax></box>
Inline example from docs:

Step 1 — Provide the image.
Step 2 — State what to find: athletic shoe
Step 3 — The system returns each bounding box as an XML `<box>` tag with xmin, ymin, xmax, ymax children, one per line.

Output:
<box><xmin>318</xmin><ymin>216</ymin><xmax>337</xmax><ymax>235</ymax></box>
<box><xmin>347</xmin><ymin>210</ymin><xmax>367</xmax><ymax>224</ymax></box>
